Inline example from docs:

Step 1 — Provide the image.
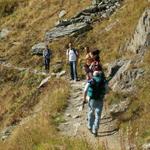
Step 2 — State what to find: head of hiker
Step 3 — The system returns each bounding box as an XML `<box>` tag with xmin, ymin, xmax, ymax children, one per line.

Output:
<box><xmin>93</xmin><ymin>54</ymin><xmax>100</xmax><ymax>62</ymax></box>
<box><xmin>68</xmin><ymin>42</ymin><xmax>72</xmax><ymax>49</ymax></box>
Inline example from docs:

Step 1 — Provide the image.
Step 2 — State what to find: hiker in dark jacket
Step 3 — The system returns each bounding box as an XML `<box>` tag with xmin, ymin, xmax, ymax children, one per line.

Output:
<box><xmin>83</xmin><ymin>71</ymin><xmax>106</xmax><ymax>137</ymax></box>
<box><xmin>43</xmin><ymin>45</ymin><xmax>52</xmax><ymax>73</ymax></box>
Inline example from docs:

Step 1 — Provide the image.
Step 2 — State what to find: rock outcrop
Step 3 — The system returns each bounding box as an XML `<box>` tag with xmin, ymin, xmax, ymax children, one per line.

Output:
<box><xmin>46</xmin><ymin>23</ymin><xmax>91</xmax><ymax>40</ymax></box>
<box><xmin>108</xmin><ymin>59</ymin><xmax>144</xmax><ymax>92</ymax></box>
<box><xmin>110</xmin><ymin>100</ymin><xmax>130</xmax><ymax>116</ymax></box>
<box><xmin>108</xmin><ymin>9</ymin><xmax>150</xmax><ymax>92</ymax></box>
<box><xmin>45</xmin><ymin>0</ymin><xmax>122</xmax><ymax>41</ymax></box>
<box><xmin>127</xmin><ymin>9</ymin><xmax>150</xmax><ymax>54</ymax></box>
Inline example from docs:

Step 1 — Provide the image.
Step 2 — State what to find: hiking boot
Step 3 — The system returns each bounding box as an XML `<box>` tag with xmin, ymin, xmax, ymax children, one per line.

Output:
<box><xmin>88</xmin><ymin>127</ymin><xmax>92</xmax><ymax>133</ymax></box>
<box><xmin>92</xmin><ymin>130</ymin><xmax>98</xmax><ymax>137</ymax></box>
<box><xmin>93</xmin><ymin>132</ymin><xmax>98</xmax><ymax>137</ymax></box>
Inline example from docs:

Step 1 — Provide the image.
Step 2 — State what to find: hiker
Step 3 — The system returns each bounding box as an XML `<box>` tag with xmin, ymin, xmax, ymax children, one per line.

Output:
<box><xmin>84</xmin><ymin>47</ymin><xmax>93</xmax><ymax>80</ymax></box>
<box><xmin>66</xmin><ymin>42</ymin><xmax>78</xmax><ymax>81</ymax></box>
<box><xmin>89</xmin><ymin>54</ymin><xmax>102</xmax><ymax>73</ymax></box>
<box><xmin>83</xmin><ymin>71</ymin><xmax>106</xmax><ymax>137</ymax></box>
<box><xmin>43</xmin><ymin>45</ymin><xmax>52</xmax><ymax>73</ymax></box>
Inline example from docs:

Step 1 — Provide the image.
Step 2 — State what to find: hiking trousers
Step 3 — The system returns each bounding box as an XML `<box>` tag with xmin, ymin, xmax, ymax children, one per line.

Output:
<box><xmin>88</xmin><ymin>97</ymin><xmax>104</xmax><ymax>134</ymax></box>
<box><xmin>69</xmin><ymin>61</ymin><xmax>77</xmax><ymax>80</ymax></box>
<box><xmin>44</xmin><ymin>58</ymin><xmax>50</xmax><ymax>71</ymax></box>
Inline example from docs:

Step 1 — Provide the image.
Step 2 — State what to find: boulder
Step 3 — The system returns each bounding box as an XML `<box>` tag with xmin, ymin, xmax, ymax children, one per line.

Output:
<box><xmin>38</xmin><ymin>76</ymin><xmax>51</xmax><ymax>88</ymax></box>
<box><xmin>56</xmin><ymin>70</ymin><xmax>66</xmax><ymax>78</ymax></box>
<box><xmin>0</xmin><ymin>28</ymin><xmax>10</xmax><ymax>39</ymax></box>
<box><xmin>45</xmin><ymin>22</ymin><xmax>92</xmax><ymax>40</ymax></box>
<box><xmin>31</xmin><ymin>42</ymin><xmax>46</xmax><ymax>55</ymax></box>
<box><xmin>110</xmin><ymin>100</ymin><xmax>130</xmax><ymax>116</ymax></box>
<box><xmin>108</xmin><ymin>58</ymin><xmax>145</xmax><ymax>92</ymax></box>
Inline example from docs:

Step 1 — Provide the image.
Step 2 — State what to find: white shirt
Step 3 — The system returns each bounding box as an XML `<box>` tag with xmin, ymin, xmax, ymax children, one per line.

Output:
<box><xmin>66</xmin><ymin>49</ymin><xmax>78</xmax><ymax>61</ymax></box>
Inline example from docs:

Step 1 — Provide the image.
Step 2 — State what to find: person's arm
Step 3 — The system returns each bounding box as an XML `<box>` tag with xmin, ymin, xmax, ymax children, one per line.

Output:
<box><xmin>43</xmin><ymin>50</ymin><xmax>45</xmax><ymax>57</ymax></box>
<box><xmin>66</xmin><ymin>49</ymin><xmax>69</xmax><ymax>61</ymax></box>
<box><xmin>83</xmin><ymin>83</ymin><xmax>90</xmax><ymax>108</ymax></box>
<box><xmin>76</xmin><ymin>49</ymin><xmax>79</xmax><ymax>57</ymax></box>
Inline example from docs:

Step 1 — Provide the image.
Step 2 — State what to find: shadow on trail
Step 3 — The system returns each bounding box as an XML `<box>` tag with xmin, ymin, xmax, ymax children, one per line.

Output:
<box><xmin>100</xmin><ymin>118</ymin><xmax>114</xmax><ymax>125</ymax></box>
<box><xmin>98</xmin><ymin>128</ymin><xmax>118</xmax><ymax>137</ymax></box>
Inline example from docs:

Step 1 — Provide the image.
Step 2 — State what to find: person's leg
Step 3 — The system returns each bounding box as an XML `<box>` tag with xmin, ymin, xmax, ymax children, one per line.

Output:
<box><xmin>69</xmin><ymin>61</ymin><xmax>74</xmax><ymax>80</ymax></box>
<box><xmin>72</xmin><ymin>61</ymin><xmax>77</xmax><ymax>81</ymax></box>
<box><xmin>92</xmin><ymin>100</ymin><xmax>103</xmax><ymax>136</ymax></box>
<box><xmin>87</xmin><ymin>99</ymin><xmax>95</xmax><ymax>130</ymax></box>
<box><xmin>44</xmin><ymin>59</ymin><xmax>47</xmax><ymax>71</ymax></box>
<box><xmin>47</xmin><ymin>59</ymin><xmax>50</xmax><ymax>72</ymax></box>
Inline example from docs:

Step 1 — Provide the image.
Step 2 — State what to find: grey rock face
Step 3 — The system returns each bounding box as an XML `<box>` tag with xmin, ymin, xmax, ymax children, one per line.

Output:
<box><xmin>45</xmin><ymin>0</ymin><xmax>122</xmax><ymax>41</ymax></box>
<box><xmin>0</xmin><ymin>28</ymin><xmax>10</xmax><ymax>39</ymax></box>
<box><xmin>110</xmin><ymin>100</ymin><xmax>130</xmax><ymax>116</ymax></box>
<box><xmin>108</xmin><ymin>59</ymin><xmax>144</xmax><ymax>92</ymax></box>
<box><xmin>31</xmin><ymin>42</ymin><xmax>46</xmax><ymax>55</ymax></box>
<box><xmin>107</xmin><ymin>59</ymin><xmax>129</xmax><ymax>78</ymax></box>
<box><xmin>127</xmin><ymin>9</ymin><xmax>150</xmax><ymax>54</ymax></box>
<box><xmin>46</xmin><ymin>22</ymin><xmax>91</xmax><ymax>40</ymax></box>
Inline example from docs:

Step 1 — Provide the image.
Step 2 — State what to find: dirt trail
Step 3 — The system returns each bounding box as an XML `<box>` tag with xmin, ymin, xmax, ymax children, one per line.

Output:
<box><xmin>59</xmin><ymin>80</ymin><xmax>124</xmax><ymax>150</ymax></box>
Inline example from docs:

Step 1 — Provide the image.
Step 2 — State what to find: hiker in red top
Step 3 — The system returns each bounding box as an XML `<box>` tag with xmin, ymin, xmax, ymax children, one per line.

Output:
<box><xmin>89</xmin><ymin>54</ymin><xmax>103</xmax><ymax>72</ymax></box>
<box><xmin>89</xmin><ymin>49</ymin><xmax>103</xmax><ymax>75</ymax></box>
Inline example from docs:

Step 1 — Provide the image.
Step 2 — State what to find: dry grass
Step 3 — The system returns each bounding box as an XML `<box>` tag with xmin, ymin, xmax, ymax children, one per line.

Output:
<box><xmin>0</xmin><ymin>0</ymin><xmax>91</xmax><ymax>68</ymax></box>
<box><xmin>0</xmin><ymin>66</ymin><xmax>44</xmax><ymax>129</ymax></box>
<box><xmin>0</xmin><ymin>79</ymin><xmax>102</xmax><ymax>150</ymax></box>
<box><xmin>0</xmin><ymin>0</ymin><xmax>150</xmax><ymax>149</ymax></box>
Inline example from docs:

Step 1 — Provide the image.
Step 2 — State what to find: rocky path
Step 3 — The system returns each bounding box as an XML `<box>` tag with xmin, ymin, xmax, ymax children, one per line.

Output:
<box><xmin>59</xmin><ymin>80</ymin><xmax>123</xmax><ymax>150</ymax></box>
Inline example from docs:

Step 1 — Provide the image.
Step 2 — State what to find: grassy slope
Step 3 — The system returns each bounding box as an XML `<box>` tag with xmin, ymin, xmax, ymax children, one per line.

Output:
<box><xmin>0</xmin><ymin>1</ymin><xmax>102</xmax><ymax>150</ymax></box>
<box><xmin>0</xmin><ymin>0</ymin><xmax>150</xmax><ymax>149</ymax></box>
<box><xmin>0</xmin><ymin>66</ymin><xmax>45</xmax><ymax>129</ymax></box>
<box><xmin>0</xmin><ymin>0</ymin><xmax>91</xmax><ymax>67</ymax></box>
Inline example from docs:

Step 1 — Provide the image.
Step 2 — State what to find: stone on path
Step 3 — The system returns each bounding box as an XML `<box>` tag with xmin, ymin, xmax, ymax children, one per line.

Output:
<box><xmin>38</xmin><ymin>76</ymin><xmax>51</xmax><ymax>88</ymax></box>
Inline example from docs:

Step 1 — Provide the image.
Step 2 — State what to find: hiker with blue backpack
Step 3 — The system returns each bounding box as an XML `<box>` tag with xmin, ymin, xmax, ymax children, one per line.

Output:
<box><xmin>83</xmin><ymin>71</ymin><xmax>106</xmax><ymax>137</ymax></box>
<box><xmin>43</xmin><ymin>45</ymin><xmax>52</xmax><ymax>73</ymax></box>
<box><xmin>66</xmin><ymin>42</ymin><xmax>79</xmax><ymax>82</ymax></box>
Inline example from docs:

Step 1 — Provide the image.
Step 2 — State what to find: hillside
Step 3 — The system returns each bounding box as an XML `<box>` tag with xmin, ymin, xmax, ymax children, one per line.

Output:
<box><xmin>0</xmin><ymin>0</ymin><xmax>150</xmax><ymax>150</ymax></box>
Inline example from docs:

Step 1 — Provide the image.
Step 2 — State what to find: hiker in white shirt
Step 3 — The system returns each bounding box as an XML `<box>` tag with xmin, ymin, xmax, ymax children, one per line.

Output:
<box><xmin>66</xmin><ymin>43</ymin><xmax>78</xmax><ymax>81</ymax></box>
